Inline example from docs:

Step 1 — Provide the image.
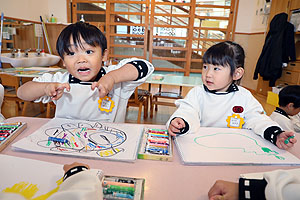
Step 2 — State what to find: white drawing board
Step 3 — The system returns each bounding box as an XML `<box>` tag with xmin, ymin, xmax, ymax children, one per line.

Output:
<box><xmin>12</xmin><ymin>118</ymin><xmax>143</xmax><ymax>162</ymax></box>
<box><xmin>175</xmin><ymin>127</ymin><xmax>300</xmax><ymax>165</ymax></box>
<box><xmin>0</xmin><ymin>155</ymin><xmax>63</xmax><ymax>199</ymax></box>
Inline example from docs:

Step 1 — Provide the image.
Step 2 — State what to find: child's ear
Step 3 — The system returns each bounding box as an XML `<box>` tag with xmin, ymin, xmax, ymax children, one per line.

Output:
<box><xmin>102</xmin><ymin>49</ymin><xmax>109</xmax><ymax>62</ymax></box>
<box><xmin>233</xmin><ymin>67</ymin><xmax>244</xmax><ymax>80</ymax></box>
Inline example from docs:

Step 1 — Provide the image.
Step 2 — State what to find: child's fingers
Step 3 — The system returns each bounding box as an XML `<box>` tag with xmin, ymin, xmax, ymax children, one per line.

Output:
<box><xmin>97</xmin><ymin>84</ymin><xmax>108</xmax><ymax>98</ymax></box>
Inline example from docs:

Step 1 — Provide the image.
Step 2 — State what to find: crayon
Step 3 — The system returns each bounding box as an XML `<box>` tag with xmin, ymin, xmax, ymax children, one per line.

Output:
<box><xmin>106</xmin><ymin>185</ymin><xmax>135</xmax><ymax>195</ymax></box>
<box><xmin>48</xmin><ymin>137</ymin><xmax>69</xmax><ymax>144</ymax></box>
<box><xmin>0</xmin><ymin>122</ymin><xmax>21</xmax><ymax>126</ymax></box>
<box><xmin>284</xmin><ymin>136</ymin><xmax>295</xmax><ymax>144</ymax></box>
<box><xmin>103</xmin><ymin>180</ymin><xmax>135</xmax><ymax>188</ymax></box>
<box><xmin>113</xmin><ymin>192</ymin><xmax>134</xmax><ymax>199</ymax></box>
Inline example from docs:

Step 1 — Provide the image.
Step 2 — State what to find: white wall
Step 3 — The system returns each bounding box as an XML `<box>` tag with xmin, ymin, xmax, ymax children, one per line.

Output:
<box><xmin>0</xmin><ymin>0</ymin><xmax>67</xmax><ymax>23</ymax></box>
<box><xmin>235</xmin><ymin>0</ymin><xmax>269</xmax><ymax>33</ymax></box>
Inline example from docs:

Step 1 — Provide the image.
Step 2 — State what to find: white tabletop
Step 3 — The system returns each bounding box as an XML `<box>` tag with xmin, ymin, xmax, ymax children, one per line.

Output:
<box><xmin>146</xmin><ymin>74</ymin><xmax>202</xmax><ymax>87</ymax></box>
<box><xmin>2</xmin><ymin>117</ymin><xmax>300</xmax><ymax>200</ymax></box>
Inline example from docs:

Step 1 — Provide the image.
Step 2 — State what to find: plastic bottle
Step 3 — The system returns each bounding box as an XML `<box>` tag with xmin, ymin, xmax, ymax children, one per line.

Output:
<box><xmin>50</xmin><ymin>14</ymin><xmax>57</xmax><ymax>23</ymax></box>
<box><xmin>41</xmin><ymin>49</ymin><xmax>45</xmax><ymax>57</ymax></box>
<box><xmin>80</xmin><ymin>15</ymin><xmax>85</xmax><ymax>22</ymax></box>
<box><xmin>17</xmin><ymin>49</ymin><xmax>22</xmax><ymax>57</ymax></box>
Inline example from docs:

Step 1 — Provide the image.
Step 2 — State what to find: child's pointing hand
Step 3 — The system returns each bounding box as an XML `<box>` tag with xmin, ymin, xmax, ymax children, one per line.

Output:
<box><xmin>45</xmin><ymin>82</ymin><xmax>70</xmax><ymax>100</ymax></box>
<box><xmin>92</xmin><ymin>73</ymin><xmax>115</xmax><ymax>98</ymax></box>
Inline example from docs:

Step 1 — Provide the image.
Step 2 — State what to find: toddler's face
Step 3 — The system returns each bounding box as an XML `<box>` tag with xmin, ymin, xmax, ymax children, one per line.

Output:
<box><xmin>62</xmin><ymin>37</ymin><xmax>107</xmax><ymax>82</ymax></box>
<box><xmin>202</xmin><ymin>64</ymin><xmax>233</xmax><ymax>92</ymax></box>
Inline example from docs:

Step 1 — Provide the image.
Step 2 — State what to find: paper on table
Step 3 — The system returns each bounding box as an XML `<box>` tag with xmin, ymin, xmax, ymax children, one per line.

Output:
<box><xmin>175</xmin><ymin>127</ymin><xmax>300</xmax><ymax>166</ymax></box>
<box><xmin>12</xmin><ymin>118</ymin><xmax>143</xmax><ymax>162</ymax></box>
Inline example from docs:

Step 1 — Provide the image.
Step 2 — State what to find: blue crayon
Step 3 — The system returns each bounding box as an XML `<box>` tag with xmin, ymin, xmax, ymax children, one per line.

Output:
<box><xmin>48</xmin><ymin>137</ymin><xmax>69</xmax><ymax>144</ymax></box>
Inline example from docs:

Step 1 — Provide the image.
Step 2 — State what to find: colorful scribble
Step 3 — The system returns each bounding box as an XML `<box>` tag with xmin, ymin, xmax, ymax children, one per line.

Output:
<box><xmin>2</xmin><ymin>178</ymin><xmax>63</xmax><ymax>200</ymax></box>
<box><xmin>37</xmin><ymin>122</ymin><xmax>127</xmax><ymax>157</ymax></box>
<box><xmin>194</xmin><ymin>133</ymin><xmax>285</xmax><ymax>160</ymax></box>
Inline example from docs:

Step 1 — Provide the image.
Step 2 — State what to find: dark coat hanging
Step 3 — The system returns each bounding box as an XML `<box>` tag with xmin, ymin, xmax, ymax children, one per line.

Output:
<box><xmin>253</xmin><ymin>12</ymin><xmax>296</xmax><ymax>87</ymax></box>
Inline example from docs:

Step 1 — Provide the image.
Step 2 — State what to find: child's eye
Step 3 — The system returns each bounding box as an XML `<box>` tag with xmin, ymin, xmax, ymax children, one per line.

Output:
<box><xmin>86</xmin><ymin>50</ymin><xmax>93</xmax><ymax>54</ymax></box>
<box><xmin>214</xmin><ymin>67</ymin><xmax>220</xmax><ymax>71</ymax></box>
<box><xmin>203</xmin><ymin>65</ymin><xmax>207</xmax><ymax>70</ymax></box>
<box><xmin>66</xmin><ymin>52</ymin><xmax>75</xmax><ymax>56</ymax></box>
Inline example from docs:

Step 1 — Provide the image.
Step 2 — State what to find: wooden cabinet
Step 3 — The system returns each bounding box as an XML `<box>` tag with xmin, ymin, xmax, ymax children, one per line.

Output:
<box><xmin>256</xmin><ymin>0</ymin><xmax>300</xmax><ymax>96</ymax></box>
<box><xmin>276</xmin><ymin>62</ymin><xmax>300</xmax><ymax>85</ymax></box>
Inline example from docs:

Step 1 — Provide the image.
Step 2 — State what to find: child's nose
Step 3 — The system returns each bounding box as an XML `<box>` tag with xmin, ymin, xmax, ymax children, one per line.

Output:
<box><xmin>76</xmin><ymin>54</ymin><xmax>87</xmax><ymax>63</ymax></box>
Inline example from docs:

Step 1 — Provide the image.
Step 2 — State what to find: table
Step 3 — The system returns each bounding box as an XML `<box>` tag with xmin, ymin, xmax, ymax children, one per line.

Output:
<box><xmin>0</xmin><ymin>66</ymin><xmax>65</xmax><ymax>78</ymax></box>
<box><xmin>145</xmin><ymin>74</ymin><xmax>202</xmax><ymax>117</ymax></box>
<box><xmin>2</xmin><ymin>117</ymin><xmax>300</xmax><ymax>200</ymax></box>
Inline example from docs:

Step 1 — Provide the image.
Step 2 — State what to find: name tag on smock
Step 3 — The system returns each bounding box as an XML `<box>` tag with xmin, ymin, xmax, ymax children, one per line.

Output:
<box><xmin>55</xmin><ymin>84</ymin><xmax>116</xmax><ymax>121</ymax></box>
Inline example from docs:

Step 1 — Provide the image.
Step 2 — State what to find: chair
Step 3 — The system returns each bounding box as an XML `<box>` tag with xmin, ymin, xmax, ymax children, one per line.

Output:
<box><xmin>0</xmin><ymin>74</ymin><xmax>44</xmax><ymax>117</ymax></box>
<box><xmin>127</xmin><ymin>88</ymin><xmax>148</xmax><ymax>123</ymax></box>
<box><xmin>150</xmin><ymin>84</ymin><xmax>183</xmax><ymax>118</ymax></box>
<box><xmin>46</xmin><ymin>102</ymin><xmax>56</xmax><ymax>118</ymax></box>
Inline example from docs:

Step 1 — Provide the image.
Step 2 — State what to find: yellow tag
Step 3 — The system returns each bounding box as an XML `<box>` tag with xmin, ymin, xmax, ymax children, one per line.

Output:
<box><xmin>98</xmin><ymin>96</ymin><xmax>115</xmax><ymax>113</ymax></box>
<box><xmin>226</xmin><ymin>113</ymin><xmax>245</xmax><ymax>129</ymax></box>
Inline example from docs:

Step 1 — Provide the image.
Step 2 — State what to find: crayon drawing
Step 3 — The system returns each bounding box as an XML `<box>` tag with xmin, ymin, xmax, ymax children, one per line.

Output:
<box><xmin>0</xmin><ymin>155</ymin><xmax>63</xmax><ymax>199</ymax></box>
<box><xmin>175</xmin><ymin>127</ymin><xmax>300</xmax><ymax>165</ymax></box>
<box><xmin>12</xmin><ymin>118</ymin><xmax>143</xmax><ymax>162</ymax></box>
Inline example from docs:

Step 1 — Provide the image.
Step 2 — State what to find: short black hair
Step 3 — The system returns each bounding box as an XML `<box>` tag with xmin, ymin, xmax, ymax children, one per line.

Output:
<box><xmin>202</xmin><ymin>41</ymin><xmax>245</xmax><ymax>83</ymax></box>
<box><xmin>56</xmin><ymin>22</ymin><xmax>107</xmax><ymax>58</ymax></box>
<box><xmin>278</xmin><ymin>85</ymin><xmax>300</xmax><ymax>108</ymax></box>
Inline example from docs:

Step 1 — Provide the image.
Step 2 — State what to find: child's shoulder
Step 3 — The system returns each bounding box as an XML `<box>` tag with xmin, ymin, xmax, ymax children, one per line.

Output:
<box><xmin>34</xmin><ymin>71</ymin><xmax>69</xmax><ymax>82</ymax></box>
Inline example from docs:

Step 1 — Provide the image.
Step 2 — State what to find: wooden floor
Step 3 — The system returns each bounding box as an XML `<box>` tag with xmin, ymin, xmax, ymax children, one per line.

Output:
<box><xmin>1</xmin><ymin>83</ymin><xmax>275</xmax><ymax>125</ymax></box>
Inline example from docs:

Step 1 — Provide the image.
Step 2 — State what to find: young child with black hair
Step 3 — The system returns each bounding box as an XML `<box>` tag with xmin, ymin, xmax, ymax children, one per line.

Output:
<box><xmin>167</xmin><ymin>41</ymin><xmax>296</xmax><ymax>150</ymax></box>
<box><xmin>17</xmin><ymin>22</ymin><xmax>154</xmax><ymax>122</ymax></box>
<box><xmin>270</xmin><ymin>85</ymin><xmax>300</xmax><ymax>132</ymax></box>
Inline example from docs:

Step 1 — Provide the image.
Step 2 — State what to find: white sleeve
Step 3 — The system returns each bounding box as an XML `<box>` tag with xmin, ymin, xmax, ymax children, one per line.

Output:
<box><xmin>106</xmin><ymin>58</ymin><xmax>154</xmax><ymax>85</ymax></box>
<box><xmin>0</xmin><ymin>84</ymin><xmax>5</xmax><ymax>121</ymax></box>
<box><xmin>48</xmin><ymin>169</ymin><xmax>104</xmax><ymax>200</ymax></box>
<box><xmin>242</xmin><ymin>91</ymin><xmax>280</xmax><ymax>138</ymax></box>
<box><xmin>264</xmin><ymin>168</ymin><xmax>300</xmax><ymax>200</ymax></box>
<box><xmin>166</xmin><ymin>87</ymin><xmax>201</xmax><ymax>134</ymax></box>
<box><xmin>33</xmin><ymin>72</ymin><xmax>69</xmax><ymax>104</ymax></box>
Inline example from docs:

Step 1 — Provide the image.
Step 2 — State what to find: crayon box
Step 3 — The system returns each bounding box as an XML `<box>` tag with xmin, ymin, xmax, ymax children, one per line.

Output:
<box><xmin>138</xmin><ymin>128</ymin><xmax>173</xmax><ymax>161</ymax></box>
<box><xmin>0</xmin><ymin>122</ymin><xmax>27</xmax><ymax>152</ymax></box>
<box><xmin>103</xmin><ymin>175</ymin><xmax>145</xmax><ymax>200</ymax></box>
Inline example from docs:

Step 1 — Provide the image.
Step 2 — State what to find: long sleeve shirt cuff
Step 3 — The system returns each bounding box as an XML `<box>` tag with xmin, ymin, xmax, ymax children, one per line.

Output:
<box><xmin>239</xmin><ymin>177</ymin><xmax>267</xmax><ymax>200</ymax></box>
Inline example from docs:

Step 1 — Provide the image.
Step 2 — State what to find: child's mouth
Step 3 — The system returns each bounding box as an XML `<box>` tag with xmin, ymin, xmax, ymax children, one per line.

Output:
<box><xmin>78</xmin><ymin>68</ymin><xmax>90</xmax><ymax>72</ymax></box>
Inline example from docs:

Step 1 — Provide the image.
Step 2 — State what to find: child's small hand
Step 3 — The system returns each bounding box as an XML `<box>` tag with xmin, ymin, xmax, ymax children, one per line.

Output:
<box><xmin>91</xmin><ymin>73</ymin><xmax>115</xmax><ymax>98</ymax></box>
<box><xmin>276</xmin><ymin>131</ymin><xmax>297</xmax><ymax>150</ymax></box>
<box><xmin>208</xmin><ymin>180</ymin><xmax>238</xmax><ymax>200</ymax></box>
<box><xmin>45</xmin><ymin>82</ymin><xmax>70</xmax><ymax>100</ymax></box>
<box><xmin>168</xmin><ymin>117</ymin><xmax>185</xmax><ymax>136</ymax></box>
<box><xmin>63</xmin><ymin>162</ymin><xmax>90</xmax><ymax>173</ymax></box>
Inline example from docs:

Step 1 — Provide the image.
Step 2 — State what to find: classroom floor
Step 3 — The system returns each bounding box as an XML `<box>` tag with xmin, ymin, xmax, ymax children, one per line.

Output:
<box><xmin>1</xmin><ymin>83</ymin><xmax>276</xmax><ymax>125</ymax></box>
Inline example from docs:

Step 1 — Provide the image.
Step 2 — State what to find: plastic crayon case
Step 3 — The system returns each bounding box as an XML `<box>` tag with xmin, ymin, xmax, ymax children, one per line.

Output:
<box><xmin>0</xmin><ymin>122</ymin><xmax>27</xmax><ymax>152</ymax></box>
<box><xmin>137</xmin><ymin>128</ymin><xmax>173</xmax><ymax>161</ymax></box>
<box><xmin>102</xmin><ymin>175</ymin><xmax>145</xmax><ymax>200</ymax></box>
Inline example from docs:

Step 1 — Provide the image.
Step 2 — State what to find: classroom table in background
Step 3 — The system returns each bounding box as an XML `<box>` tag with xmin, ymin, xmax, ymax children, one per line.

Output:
<box><xmin>0</xmin><ymin>66</ymin><xmax>66</xmax><ymax>78</ymax></box>
<box><xmin>145</xmin><ymin>74</ymin><xmax>202</xmax><ymax>117</ymax></box>
<box><xmin>2</xmin><ymin>117</ymin><xmax>300</xmax><ymax>200</ymax></box>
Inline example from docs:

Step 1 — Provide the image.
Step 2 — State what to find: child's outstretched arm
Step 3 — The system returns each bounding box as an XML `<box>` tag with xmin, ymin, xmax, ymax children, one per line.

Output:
<box><xmin>17</xmin><ymin>81</ymin><xmax>70</xmax><ymax>101</ymax></box>
<box><xmin>92</xmin><ymin>63</ymin><xmax>139</xmax><ymax>98</ymax></box>
<box><xmin>276</xmin><ymin>131</ymin><xmax>297</xmax><ymax>149</ymax></box>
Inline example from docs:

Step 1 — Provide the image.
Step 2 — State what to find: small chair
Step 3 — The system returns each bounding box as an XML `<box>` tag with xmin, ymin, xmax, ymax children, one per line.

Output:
<box><xmin>127</xmin><ymin>88</ymin><xmax>148</xmax><ymax>123</ymax></box>
<box><xmin>150</xmin><ymin>84</ymin><xmax>183</xmax><ymax>118</ymax></box>
<box><xmin>0</xmin><ymin>74</ymin><xmax>44</xmax><ymax>117</ymax></box>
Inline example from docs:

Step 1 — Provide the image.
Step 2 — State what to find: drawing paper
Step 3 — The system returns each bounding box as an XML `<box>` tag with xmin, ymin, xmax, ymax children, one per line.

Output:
<box><xmin>175</xmin><ymin>127</ymin><xmax>300</xmax><ymax>165</ymax></box>
<box><xmin>12</xmin><ymin>118</ymin><xmax>143</xmax><ymax>162</ymax></box>
<box><xmin>0</xmin><ymin>154</ymin><xmax>63</xmax><ymax>198</ymax></box>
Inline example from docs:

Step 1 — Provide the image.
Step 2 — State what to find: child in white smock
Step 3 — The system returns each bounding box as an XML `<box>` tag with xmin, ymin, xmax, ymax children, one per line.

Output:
<box><xmin>17</xmin><ymin>22</ymin><xmax>154</xmax><ymax>122</ymax></box>
<box><xmin>167</xmin><ymin>41</ymin><xmax>296</xmax><ymax>150</ymax></box>
<box><xmin>270</xmin><ymin>85</ymin><xmax>300</xmax><ymax>132</ymax></box>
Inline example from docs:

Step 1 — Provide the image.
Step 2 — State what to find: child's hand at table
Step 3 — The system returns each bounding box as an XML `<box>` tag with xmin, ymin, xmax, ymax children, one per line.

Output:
<box><xmin>276</xmin><ymin>131</ymin><xmax>297</xmax><ymax>150</ymax></box>
<box><xmin>168</xmin><ymin>117</ymin><xmax>185</xmax><ymax>136</ymax></box>
<box><xmin>45</xmin><ymin>82</ymin><xmax>70</xmax><ymax>100</ymax></box>
<box><xmin>208</xmin><ymin>180</ymin><xmax>238</xmax><ymax>200</ymax></box>
<box><xmin>91</xmin><ymin>73</ymin><xmax>115</xmax><ymax>98</ymax></box>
